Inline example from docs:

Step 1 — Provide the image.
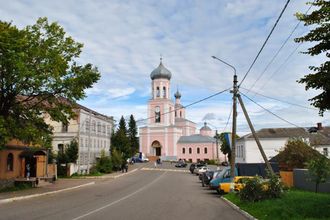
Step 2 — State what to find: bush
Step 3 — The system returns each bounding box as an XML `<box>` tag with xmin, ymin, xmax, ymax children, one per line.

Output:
<box><xmin>96</xmin><ymin>156</ymin><xmax>113</xmax><ymax>173</ymax></box>
<box><xmin>111</xmin><ymin>149</ymin><xmax>123</xmax><ymax>171</ymax></box>
<box><xmin>239</xmin><ymin>176</ymin><xmax>265</xmax><ymax>202</ymax></box>
<box><xmin>206</xmin><ymin>159</ymin><xmax>217</xmax><ymax>165</ymax></box>
<box><xmin>238</xmin><ymin>174</ymin><xmax>284</xmax><ymax>202</ymax></box>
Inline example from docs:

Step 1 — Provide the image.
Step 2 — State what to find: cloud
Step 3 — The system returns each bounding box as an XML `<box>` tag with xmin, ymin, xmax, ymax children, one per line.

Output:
<box><xmin>202</xmin><ymin>113</ymin><xmax>217</xmax><ymax>121</ymax></box>
<box><xmin>1</xmin><ymin>0</ymin><xmax>328</xmax><ymax>133</ymax></box>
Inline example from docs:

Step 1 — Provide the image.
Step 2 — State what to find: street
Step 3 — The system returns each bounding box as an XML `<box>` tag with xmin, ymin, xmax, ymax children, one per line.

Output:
<box><xmin>0</xmin><ymin>163</ymin><xmax>247</xmax><ymax>220</ymax></box>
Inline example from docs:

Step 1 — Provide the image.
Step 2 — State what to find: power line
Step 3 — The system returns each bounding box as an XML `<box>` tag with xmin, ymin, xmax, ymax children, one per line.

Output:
<box><xmin>255</xmin><ymin>42</ymin><xmax>302</xmax><ymax>93</ymax></box>
<box><xmin>246</xmin><ymin>1</ymin><xmax>315</xmax><ymax>93</ymax></box>
<box><xmin>239</xmin><ymin>0</ymin><xmax>291</xmax><ymax>87</ymax></box>
<box><xmin>240</xmin><ymin>87</ymin><xmax>316</xmax><ymax>110</ymax></box>
<box><xmin>240</xmin><ymin>92</ymin><xmax>301</xmax><ymax>128</ymax></box>
<box><xmin>136</xmin><ymin>88</ymin><xmax>231</xmax><ymax>123</ymax></box>
<box><xmin>222</xmin><ymin>108</ymin><xmax>232</xmax><ymax>133</ymax></box>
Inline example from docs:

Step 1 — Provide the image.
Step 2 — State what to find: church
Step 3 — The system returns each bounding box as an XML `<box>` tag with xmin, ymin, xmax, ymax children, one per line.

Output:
<box><xmin>139</xmin><ymin>59</ymin><xmax>225</xmax><ymax>162</ymax></box>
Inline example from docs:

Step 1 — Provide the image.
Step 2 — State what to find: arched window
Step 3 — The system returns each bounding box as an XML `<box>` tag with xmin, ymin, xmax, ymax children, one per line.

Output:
<box><xmin>7</xmin><ymin>153</ymin><xmax>13</xmax><ymax>171</ymax></box>
<box><xmin>180</xmin><ymin>111</ymin><xmax>182</xmax><ymax>118</ymax></box>
<box><xmin>163</xmin><ymin>86</ymin><xmax>166</xmax><ymax>98</ymax></box>
<box><xmin>182</xmin><ymin>148</ymin><xmax>185</xmax><ymax>154</ymax></box>
<box><xmin>197</xmin><ymin>147</ymin><xmax>200</xmax><ymax>154</ymax></box>
<box><xmin>204</xmin><ymin>147</ymin><xmax>208</xmax><ymax>154</ymax></box>
<box><xmin>156</xmin><ymin>87</ymin><xmax>160</xmax><ymax>97</ymax></box>
<box><xmin>155</xmin><ymin>106</ymin><xmax>160</xmax><ymax>123</ymax></box>
<box><xmin>189</xmin><ymin>148</ymin><xmax>192</xmax><ymax>154</ymax></box>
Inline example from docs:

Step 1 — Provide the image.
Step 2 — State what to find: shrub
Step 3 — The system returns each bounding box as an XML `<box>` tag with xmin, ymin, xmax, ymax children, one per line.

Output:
<box><xmin>307</xmin><ymin>155</ymin><xmax>330</xmax><ymax>193</ymax></box>
<box><xmin>264</xmin><ymin>173</ymin><xmax>284</xmax><ymax>199</ymax></box>
<box><xmin>111</xmin><ymin>149</ymin><xmax>123</xmax><ymax>171</ymax></box>
<box><xmin>95</xmin><ymin>150</ymin><xmax>113</xmax><ymax>173</ymax></box>
<box><xmin>239</xmin><ymin>176</ymin><xmax>265</xmax><ymax>202</ymax></box>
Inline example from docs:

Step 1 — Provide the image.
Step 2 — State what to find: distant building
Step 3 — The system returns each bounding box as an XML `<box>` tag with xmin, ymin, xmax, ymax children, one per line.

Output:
<box><xmin>139</xmin><ymin>59</ymin><xmax>225</xmax><ymax>162</ymax></box>
<box><xmin>45</xmin><ymin>104</ymin><xmax>114</xmax><ymax>173</ymax></box>
<box><xmin>236</xmin><ymin>123</ymin><xmax>330</xmax><ymax>163</ymax></box>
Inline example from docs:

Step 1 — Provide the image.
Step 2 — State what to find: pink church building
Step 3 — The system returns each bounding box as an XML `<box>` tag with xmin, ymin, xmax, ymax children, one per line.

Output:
<box><xmin>139</xmin><ymin>59</ymin><xmax>224</xmax><ymax>162</ymax></box>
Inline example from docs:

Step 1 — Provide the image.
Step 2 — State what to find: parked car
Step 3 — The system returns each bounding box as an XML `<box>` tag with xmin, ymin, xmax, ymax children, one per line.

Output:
<box><xmin>218</xmin><ymin>176</ymin><xmax>255</xmax><ymax>194</ymax></box>
<box><xmin>189</xmin><ymin>162</ymin><xmax>206</xmax><ymax>174</ymax></box>
<box><xmin>175</xmin><ymin>160</ymin><xmax>187</xmax><ymax>168</ymax></box>
<box><xmin>194</xmin><ymin>166</ymin><xmax>210</xmax><ymax>175</ymax></box>
<box><xmin>131</xmin><ymin>152</ymin><xmax>149</xmax><ymax>163</ymax></box>
<box><xmin>201</xmin><ymin>170</ymin><xmax>223</xmax><ymax>187</ymax></box>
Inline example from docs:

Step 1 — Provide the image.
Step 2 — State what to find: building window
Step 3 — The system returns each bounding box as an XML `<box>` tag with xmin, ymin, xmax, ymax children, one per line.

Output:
<box><xmin>62</xmin><ymin>123</ymin><xmax>68</xmax><ymax>132</ymax></box>
<box><xmin>180</xmin><ymin>111</ymin><xmax>182</xmax><ymax>118</ymax></box>
<box><xmin>107</xmin><ymin>125</ymin><xmax>111</xmax><ymax>135</ymax></box>
<box><xmin>323</xmin><ymin>148</ymin><xmax>328</xmax><ymax>157</ymax></box>
<box><xmin>58</xmin><ymin>144</ymin><xmax>64</xmax><ymax>154</ymax></box>
<box><xmin>85</xmin><ymin>120</ymin><xmax>90</xmax><ymax>131</ymax></box>
<box><xmin>80</xmin><ymin>138</ymin><xmax>84</xmax><ymax>148</ymax></box>
<box><xmin>189</xmin><ymin>148</ymin><xmax>192</xmax><ymax>154</ymax></box>
<box><xmin>155</xmin><ymin>106</ymin><xmax>160</xmax><ymax>123</ymax></box>
<box><xmin>97</xmin><ymin>122</ymin><xmax>101</xmax><ymax>133</ymax></box>
<box><xmin>7</xmin><ymin>153</ymin><xmax>13</xmax><ymax>171</ymax></box>
<box><xmin>182</xmin><ymin>148</ymin><xmax>185</xmax><ymax>154</ymax></box>
<box><xmin>156</xmin><ymin>87</ymin><xmax>160</xmax><ymax>97</ymax></box>
<box><xmin>102</xmin><ymin>124</ymin><xmax>106</xmax><ymax>134</ymax></box>
<box><xmin>175</xmin><ymin>111</ymin><xmax>177</xmax><ymax>117</ymax></box>
<box><xmin>92</xmin><ymin>120</ymin><xmax>96</xmax><ymax>132</ymax></box>
<box><xmin>197</xmin><ymin>147</ymin><xmax>200</xmax><ymax>154</ymax></box>
<box><xmin>204</xmin><ymin>147</ymin><xmax>207</xmax><ymax>154</ymax></box>
<box><xmin>163</xmin><ymin>86</ymin><xmax>166</xmax><ymax>98</ymax></box>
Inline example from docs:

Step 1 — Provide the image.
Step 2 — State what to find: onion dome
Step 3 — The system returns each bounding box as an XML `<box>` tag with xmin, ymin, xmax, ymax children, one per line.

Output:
<box><xmin>150</xmin><ymin>58</ymin><xmax>172</xmax><ymax>80</ymax></box>
<box><xmin>200</xmin><ymin>122</ymin><xmax>212</xmax><ymax>131</ymax></box>
<box><xmin>174</xmin><ymin>90</ymin><xmax>181</xmax><ymax>99</ymax></box>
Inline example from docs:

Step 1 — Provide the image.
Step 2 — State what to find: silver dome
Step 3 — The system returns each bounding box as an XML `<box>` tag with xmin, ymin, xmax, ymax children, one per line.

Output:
<box><xmin>150</xmin><ymin>61</ymin><xmax>172</xmax><ymax>80</ymax></box>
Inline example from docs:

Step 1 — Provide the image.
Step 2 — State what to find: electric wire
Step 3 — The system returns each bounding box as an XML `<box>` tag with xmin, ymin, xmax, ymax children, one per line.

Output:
<box><xmin>240</xmin><ymin>87</ymin><xmax>316</xmax><ymax>110</ymax></box>
<box><xmin>239</xmin><ymin>0</ymin><xmax>291</xmax><ymax>87</ymax></box>
<box><xmin>245</xmin><ymin>0</ymin><xmax>315</xmax><ymax>93</ymax></box>
<box><xmin>222</xmin><ymin>108</ymin><xmax>232</xmax><ymax>133</ymax></box>
<box><xmin>136</xmin><ymin>88</ymin><xmax>231</xmax><ymax>123</ymax></box>
<box><xmin>240</xmin><ymin>92</ymin><xmax>301</xmax><ymax>128</ymax></box>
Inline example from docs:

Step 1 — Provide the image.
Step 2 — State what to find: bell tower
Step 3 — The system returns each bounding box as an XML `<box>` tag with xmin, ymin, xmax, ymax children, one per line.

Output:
<box><xmin>148</xmin><ymin>58</ymin><xmax>175</xmax><ymax>126</ymax></box>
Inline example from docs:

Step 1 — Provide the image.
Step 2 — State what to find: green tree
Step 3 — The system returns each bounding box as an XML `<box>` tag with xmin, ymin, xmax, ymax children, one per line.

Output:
<box><xmin>277</xmin><ymin>139</ymin><xmax>321</xmax><ymax>170</ymax></box>
<box><xmin>128</xmin><ymin>114</ymin><xmax>139</xmax><ymax>155</ymax></box>
<box><xmin>96</xmin><ymin>149</ymin><xmax>113</xmax><ymax>173</ymax></box>
<box><xmin>65</xmin><ymin>139</ymin><xmax>79</xmax><ymax>163</ymax></box>
<box><xmin>111</xmin><ymin>116</ymin><xmax>130</xmax><ymax>159</ymax></box>
<box><xmin>217</xmin><ymin>132</ymin><xmax>239</xmax><ymax>162</ymax></box>
<box><xmin>110</xmin><ymin>149</ymin><xmax>123</xmax><ymax>171</ymax></box>
<box><xmin>0</xmin><ymin>17</ymin><xmax>100</xmax><ymax>147</ymax></box>
<box><xmin>307</xmin><ymin>155</ymin><xmax>330</xmax><ymax>193</ymax></box>
<box><xmin>295</xmin><ymin>0</ymin><xmax>330</xmax><ymax>116</ymax></box>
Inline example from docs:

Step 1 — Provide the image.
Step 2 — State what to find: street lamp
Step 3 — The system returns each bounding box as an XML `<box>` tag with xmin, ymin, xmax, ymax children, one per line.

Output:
<box><xmin>212</xmin><ymin>56</ymin><xmax>238</xmax><ymax>182</ymax></box>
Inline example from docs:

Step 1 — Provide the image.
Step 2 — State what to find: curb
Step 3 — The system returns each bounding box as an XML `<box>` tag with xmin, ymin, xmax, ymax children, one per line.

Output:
<box><xmin>221</xmin><ymin>197</ymin><xmax>257</xmax><ymax>220</ymax></box>
<box><xmin>0</xmin><ymin>181</ymin><xmax>95</xmax><ymax>205</ymax></box>
<box><xmin>141</xmin><ymin>167</ymin><xmax>189</xmax><ymax>173</ymax></box>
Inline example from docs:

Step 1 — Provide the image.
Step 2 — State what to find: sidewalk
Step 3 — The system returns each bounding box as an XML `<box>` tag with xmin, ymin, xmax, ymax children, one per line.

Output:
<box><xmin>0</xmin><ymin>164</ymin><xmax>142</xmax><ymax>204</ymax></box>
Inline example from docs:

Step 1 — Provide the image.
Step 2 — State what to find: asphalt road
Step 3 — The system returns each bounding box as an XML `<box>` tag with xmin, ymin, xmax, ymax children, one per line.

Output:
<box><xmin>0</xmin><ymin>163</ymin><xmax>248</xmax><ymax>220</ymax></box>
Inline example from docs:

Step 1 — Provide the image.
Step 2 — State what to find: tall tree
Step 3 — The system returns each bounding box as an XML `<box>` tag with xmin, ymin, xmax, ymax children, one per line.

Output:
<box><xmin>128</xmin><ymin>114</ymin><xmax>139</xmax><ymax>155</ymax></box>
<box><xmin>0</xmin><ymin>17</ymin><xmax>100</xmax><ymax>147</ymax></box>
<box><xmin>111</xmin><ymin>116</ymin><xmax>130</xmax><ymax>159</ymax></box>
<box><xmin>65</xmin><ymin>139</ymin><xmax>79</xmax><ymax>163</ymax></box>
<box><xmin>295</xmin><ymin>0</ymin><xmax>330</xmax><ymax>116</ymax></box>
<box><xmin>218</xmin><ymin>132</ymin><xmax>232</xmax><ymax>162</ymax></box>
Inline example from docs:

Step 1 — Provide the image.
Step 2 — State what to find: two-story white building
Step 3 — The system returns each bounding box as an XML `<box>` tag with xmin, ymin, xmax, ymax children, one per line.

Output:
<box><xmin>45</xmin><ymin>104</ymin><xmax>114</xmax><ymax>173</ymax></box>
<box><xmin>235</xmin><ymin>123</ymin><xmax>330</xmax><ymax>163</ymax></box>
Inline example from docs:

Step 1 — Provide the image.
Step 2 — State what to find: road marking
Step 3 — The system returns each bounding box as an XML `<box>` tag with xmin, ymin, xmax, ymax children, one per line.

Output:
<box><xmin>72</xmin><ymin>171</ymin><xmax>167</xmax><ymax>220</ymax></box>
<box><xmin>141</xmin><ymin>167</ymin><xmax>189</xmax><ymax>173</ymax></box>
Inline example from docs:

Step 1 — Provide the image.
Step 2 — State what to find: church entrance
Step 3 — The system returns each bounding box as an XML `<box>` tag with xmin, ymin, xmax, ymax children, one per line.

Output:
<box><xmin>151</xmin><ymin>141</ymin><xmax>162</xmax><ymax>156</ymax></box>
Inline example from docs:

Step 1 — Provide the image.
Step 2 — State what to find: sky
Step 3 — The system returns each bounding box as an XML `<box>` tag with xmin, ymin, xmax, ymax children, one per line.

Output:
<box><xmin>1</xmin><ymin>0</ymin><xmax>329</xmax><ymax>135</ymax></box>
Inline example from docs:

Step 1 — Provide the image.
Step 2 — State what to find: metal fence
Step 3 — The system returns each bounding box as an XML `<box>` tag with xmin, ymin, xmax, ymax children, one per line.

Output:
<box><xmin>293</xmin><ymin>169</ymin><xmax>330</xmax><ymax>193</ymax></box>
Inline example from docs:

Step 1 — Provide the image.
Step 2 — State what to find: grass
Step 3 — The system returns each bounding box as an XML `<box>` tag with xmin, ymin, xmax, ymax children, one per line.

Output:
<box><xmin>224</xmin><ymin>189</ymin><xmax>330</xmax><ymax>220</ymax></box>
<box><xmin>0</xmin><ymin>183</ymin><xmax>33</xmax><ymax>193</ymax></box>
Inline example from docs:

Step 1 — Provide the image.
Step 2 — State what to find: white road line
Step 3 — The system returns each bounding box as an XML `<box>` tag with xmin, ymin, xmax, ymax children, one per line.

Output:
<box><xmin>72</xmin><ymin>171</ymin><xmax>167</xmax><ymax>220</ymax></box>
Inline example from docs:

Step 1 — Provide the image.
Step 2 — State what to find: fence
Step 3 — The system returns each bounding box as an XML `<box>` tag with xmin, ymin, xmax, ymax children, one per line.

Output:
<box><xmin>293</xmin><ymin>169</ymin><xmax>330</xmax><ymax>193</ymax></box>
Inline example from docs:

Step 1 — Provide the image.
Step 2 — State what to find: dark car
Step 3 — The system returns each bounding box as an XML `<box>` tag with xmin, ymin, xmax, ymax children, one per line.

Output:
<box><xmin>200</xmin><ymin>170</ymin><xmax>214</xmax><ymax>186</ymax></box>
<box><xmin>175</xmin><ymin>160</ymin><xmax>187</xmax><ymax>168</ymax></box>
<box><xmin>189</xmin><ymin>162</ymin><xmax>206</xmax><ymax>174</ymax></box>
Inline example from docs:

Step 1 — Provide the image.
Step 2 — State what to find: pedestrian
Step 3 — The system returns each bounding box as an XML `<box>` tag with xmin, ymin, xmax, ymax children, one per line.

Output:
<box><xmin>154</xmin><ymin>161</ymin><xmax>157</xmax><ymax>168</ymax></box>
<box><xmin>125</xmin><ymin>163</ymin><xmax>128</xmax><ymax>172</ymax></box>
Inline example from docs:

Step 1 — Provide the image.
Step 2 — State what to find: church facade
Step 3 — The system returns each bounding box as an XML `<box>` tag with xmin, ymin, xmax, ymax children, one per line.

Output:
<box><xmin>139</xmin><ymin>60</ymin><xmax>225</xmax><ymax>162</ymax></box>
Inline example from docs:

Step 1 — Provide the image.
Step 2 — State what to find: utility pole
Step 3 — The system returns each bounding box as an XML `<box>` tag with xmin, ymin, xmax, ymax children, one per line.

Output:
<box><xmin>237</xmin><ymin>95</ymin><xmax>274</xmax><ymax>175</ymax></box>
<box><xmin>230</xmin><ymin>74</ymin><xmax>238</xmax><ymax>180</ymax></box>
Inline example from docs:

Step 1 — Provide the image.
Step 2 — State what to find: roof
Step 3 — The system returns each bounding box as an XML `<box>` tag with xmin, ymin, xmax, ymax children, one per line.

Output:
<box><xmin>239</xmin><ymin>127</ymin><xmax>330</xmax><ymax>146</ymax></box>
<box><xmin>174</xmin><ymin>90</ymin><xmax>181</xmax><ymax>99</ymax></box>
<box><xmin>175</xmin><ymin>118</ymin><xmax>196</xmax><ymax>125</ymax></box>
<box><xmin>178</xmin><ymin>134</ymin><xmax>215</xmax><ymax>143</ymax></box>
<box><xmin>150</xmin><ymin>60</ymin><xmax>172</xmax><ymax>80</ymax></box>
<box><xmin>200</xmin><ymin>122</ymin><xmax>211</xmax><ymax>131</ymax></box>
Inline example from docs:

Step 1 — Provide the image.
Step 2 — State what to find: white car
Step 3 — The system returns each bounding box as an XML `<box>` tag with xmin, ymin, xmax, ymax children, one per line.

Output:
<box><xmin>194</xmin><ymin>166</ymin><xmax>210</xmax><ymax>175</ymax></box>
